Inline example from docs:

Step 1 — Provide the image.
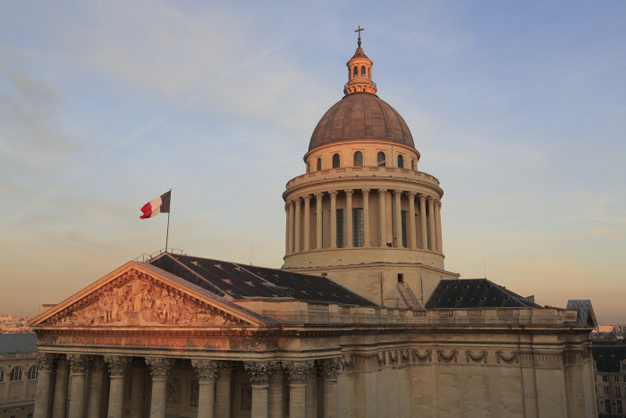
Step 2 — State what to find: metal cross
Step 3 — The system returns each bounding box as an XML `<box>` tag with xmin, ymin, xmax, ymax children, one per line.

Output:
<box><xmin>355</xmin><ymin>25</ymin><xmax>364</xmax><ymax>47</ymax></box>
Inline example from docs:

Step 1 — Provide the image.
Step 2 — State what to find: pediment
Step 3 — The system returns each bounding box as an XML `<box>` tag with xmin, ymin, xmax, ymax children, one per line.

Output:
<box><xmin>34</xmin><ymin>263</ymin><xmax>259</xmax><ymax>328</ymax></box>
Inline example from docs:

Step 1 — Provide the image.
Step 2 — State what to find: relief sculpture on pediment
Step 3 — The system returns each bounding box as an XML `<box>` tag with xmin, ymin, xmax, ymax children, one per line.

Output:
<box><xmin>46</xmin><ymin>275</ymin><xmax>242</xmax><ymax>327</ymax></box>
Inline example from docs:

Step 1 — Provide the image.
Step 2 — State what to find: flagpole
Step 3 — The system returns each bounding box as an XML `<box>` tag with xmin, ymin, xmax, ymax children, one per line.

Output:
<box><xmin>165</xmin><ymin>189</ymin><xmax>171</xmax><ymax>252</ymax></box>
<box><xmin>165</xmin><ymin>211</ymin><xmax>170</xmax><ymax>253</ymax></box>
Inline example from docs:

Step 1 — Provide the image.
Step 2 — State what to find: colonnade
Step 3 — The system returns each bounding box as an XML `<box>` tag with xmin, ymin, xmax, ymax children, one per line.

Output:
<box><xmin>285</xmin><ymin>188</ymin><xmax>442</xmax><ymax>255</ymax></box>
<box><xmin>34</xmin><ymin>353</ymin><xmax>343</xmax><ymax>418</ymax></box>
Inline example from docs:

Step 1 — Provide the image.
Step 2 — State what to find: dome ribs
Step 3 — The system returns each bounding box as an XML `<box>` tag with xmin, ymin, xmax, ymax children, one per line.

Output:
<box><xmin>351</xmin><ymin>93</ymin><xmax>366</xmax><ymax>140</ymax></box>
<box><xmin>363</xmin><ymin>95</ymin><xmax>374</xmax><ymax>138</ymax></box>
<box><xmin>370</xmin><ymin>94</ymin><xmax>388</xmax><ymax>141</ymax></box>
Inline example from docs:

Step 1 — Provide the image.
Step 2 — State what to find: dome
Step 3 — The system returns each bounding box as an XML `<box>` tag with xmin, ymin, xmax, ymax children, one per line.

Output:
<box><xmin>308</xmin><ymin>92</ymin><xmax>415</xmax><ymax>152</ymax></box>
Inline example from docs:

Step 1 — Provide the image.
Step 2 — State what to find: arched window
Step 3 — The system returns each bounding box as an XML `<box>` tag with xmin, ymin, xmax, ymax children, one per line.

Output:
<box><xmin>353</xmin><ymin>151</ymin><xmax>363</xmax><ymax>167</ymax></box>
<box><xmin>317</xmin><ymin>158</ymin><xmax>322</xmax><ymax>171</ymax></box>
<box><xmin>307</xmin><ymin>162</ymin><xmax>310</xmax><ymax>173</ymax></box>
<box><xmin>377</xmin><ymin>152</ymin><xmax>386</xmax><ymax>167</ymax></box>
<box><xmin>28</xmin><ymin>366</ymin><xmax>38</xmax><ymax>380</ymax></box>
<box><xmin>353</xmin><ymin>66</ymin><xmax>358</xmax><ymax>78</ymax></box>
<box><xmin>332</xmin><ymin>154</ymin><xmax>340</xmax><ymax>168</ymax></box>
<box><xmin>397</xmin><ymin>155</ymin><xmax>404</xmax><ymax>168</ymax></box>
<box><xmin>368</xmin><ymin>67</ymin><xmax>371</xmax><ymax>78</ymax></box>
<box><xmin>0</xmin><ymin>368</ymin><xmax>4</xmax><ymax>382</ymax></box>
<box><xmin>10</xmin><ymin>367</ymin><xmax>22</xmax><ymax>381</ymax></box>
<box><xmin>361</xmin><ymin>65</ymin><xmax>366</xmax><ymax>77</ymax></box>
<box><xmin>411</xmin><ymin>159</ymin><xmax>415</xmax><ymax>170</ymax></box>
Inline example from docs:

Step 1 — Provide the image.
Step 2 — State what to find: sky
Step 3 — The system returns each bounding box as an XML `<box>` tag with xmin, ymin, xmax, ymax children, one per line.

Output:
<box><xmin>1</xmin><ymin>0</ymin><xmax>624</xmax><ymax>323</ymax></box>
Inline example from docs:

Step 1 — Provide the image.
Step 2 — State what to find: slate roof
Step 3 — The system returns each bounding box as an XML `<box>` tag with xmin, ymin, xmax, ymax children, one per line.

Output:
<box><xmin>566</xmin><ymin>300</ymin><xmax>597</xmax><ymax>327</ymax></box>
<box><xmin>308</xmin><ymin>92</ymin><xmax>415</xmax><ymax>151</ymax></box>
<box><xmin>593</xmin><ymin>341</ymin><xmax>626</xmax><ymax>373</ymax></box>
<box><xmin>147</xmin><ymin>253</ymin><xmax>377</xmax><ymax>307</ymax></box>
<box><xmin>0</xmin><ymin>334</ymin><xmax>37</xmax><ymax>355</ymax></box>
<box><xmin>425</xmin><ymin>279</ymin><xmax>542</xmax><ymax>309</ymax></box>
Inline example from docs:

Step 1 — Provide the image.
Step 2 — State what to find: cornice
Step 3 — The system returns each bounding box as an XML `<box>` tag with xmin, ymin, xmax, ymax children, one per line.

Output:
<box><xmin>284</xmin><ymin>177</ymin><xmax>443</xmax><ymax>201</ymax></box>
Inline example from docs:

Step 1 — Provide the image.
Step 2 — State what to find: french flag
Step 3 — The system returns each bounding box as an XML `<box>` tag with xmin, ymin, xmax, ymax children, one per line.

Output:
<box><xmin>140</xmin><ymin>191</ymin><xmax>171</xmax><ymax>219</ymax></box>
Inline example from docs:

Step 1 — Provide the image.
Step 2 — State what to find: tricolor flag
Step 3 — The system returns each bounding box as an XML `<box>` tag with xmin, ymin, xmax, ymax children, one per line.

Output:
<box><xmin>140</xmin><ymin>191</ymin><xmax>171</xmax><ymax>219</ymax></box>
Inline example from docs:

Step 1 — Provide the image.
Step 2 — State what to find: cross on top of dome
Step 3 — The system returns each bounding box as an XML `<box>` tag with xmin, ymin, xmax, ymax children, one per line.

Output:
<box><xmin>355</xmin><ymin>25</ymin><xmax>364</xmax><ymax>47</ymax></box>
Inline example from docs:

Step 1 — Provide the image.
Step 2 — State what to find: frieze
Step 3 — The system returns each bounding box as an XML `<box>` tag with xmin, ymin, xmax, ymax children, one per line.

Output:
<box><xmin>42</xmin><ymin>270</ymin><xmax>245</xmax><ymax>328</ymax></box>
<box><xmin>388</xmin><ymin>350</ymin><xmax>398</xmax><ymax>367</ymax></box>
<box><xmin>230</xmin><ymin>337</ymin><xmax>278</xmax><ymax>351</ymax></box>
<box><xmin>495</xmin><ymin>350</ymin><xmax>520</xmax><ymax>364</ymax></box>
<box><xmin>411</xmin><ymin>349</ymin><xmax>432</xmax><ymax>363</ymax></box>
<box><xmin>437</xmin><ymin>349</ymin><xmax>458</xmax><ymax>363</ymax></box>
<box><xmin>465</xmin><ymin>350</ymin><xmax>488</xmax><ymax>364</ymax></box>
<box><xmin>36</xmin><ymin>334</ymin><xmax>235</xmax><ymax>349</ymax></box>
<box><xmin>377</xmin><ymin>351</ymin><xmax>387</xmax><ymax>366</ymax></box>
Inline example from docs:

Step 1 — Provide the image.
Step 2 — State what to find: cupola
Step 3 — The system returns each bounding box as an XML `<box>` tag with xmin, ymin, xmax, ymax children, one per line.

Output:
<box><xmin>343</xmin><ymin>26</ymin><xmax>377</xmax><ymax>95</ymax></box>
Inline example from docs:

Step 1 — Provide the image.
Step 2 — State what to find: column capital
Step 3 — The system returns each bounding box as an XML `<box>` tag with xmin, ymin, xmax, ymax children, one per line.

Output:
<box><xmin>329</xmin><ymin>190</ymin><xmax>338</xmax><ymax>198</ymax></box>
<box><xmin>437</xmin><ymin>200</ymin><xmax>442</xmax><ymax>208</ymax></box>
<box><xmin>216</xmin><ymin>361</ymin><xmax>233</xmax><ymax>379</ymax></box>
<box><xmin>407</xmin><ymin>191</ymin><xmax>417</xmax><ymax>199</ymax></box>
<box><xmin>285</xmin><ymin>203</ymin><xmax>289</xmax><ymax>212</ymax></box>
<box><xmin>314</xmin><ymin>192</ymin><xmax>325</xmax><ymax>200</ymax></box>
<box><xmin>104</xmin><ymin>355</ymin><xmax>130</xmax><ymax>377</ymax></box>
<box><xmin>418</xmin><ymin>193</ymin><xmax>427</xmax><ymax>202</ymax></box>
<box><xmin>68</xmin><ymin>354</ymin><xmax>90</xmax><ymax>374</ymax></box>
<box><xmin>361</xmin><ymin>188</ymin><xmax>370</xmax><ymax>196</ymax></box>
<box><xmin>320</xmin><ymin>358</ymin><xmax>345</xmax><ymax>381</ymax></box>
<box><xmin>243</xmin><ymin>361</ymin><xmax>271</xmax><ymax>386</ymax></box>
<box><xmin>191</xmin><ymin>359</ymin><xmax>218</xmax><ymax>383</ymax></box>
<box><xmin>393</xmin><ymin>189</ymin><xmax>403</xmax><ymax>197</ymax></box>
<box><xmin>294</xmin><ymin>197</ymin><xmax>302</xmax><ymax>206</ymax></box>
<box><xmin>145</xmin><ymin>357</ymin><xmax>173</xmax><ymax>380</ymax></box>
<box><xmin>90</xmin><ymin>356</ymin><xmax>106</xmax><ymax>373</ymax></box>
<box><xmin>288</xmin><ymin>200</ymin><xmax>295</xmax><ymax>208</ymax></box>
<box><xmin>378</xmin><ymin>188</ymin><xmax>387</xmax><ymax>196</ymax></box>
<box><xmin>427</xmin><ymin>195</ymin><xmax>436</xmax><ymax>204</ymax></box>
<box><xmin>282</xmin><ymin>361</ymin><xmax>314</xmax><ymax>383</ymax></box>
<box><xmin>268</xmin><ymin>361</ymin><xmax>283</xmax><ymax>384</ymax></box>
<box><xmin>344</xmin><ymin>189</ymin><xmax>354</xmax><ymax>197</ymax></box>
<box><xmin>303</xmin><ymin>194</ymin><xmax>312</xmax><ymax>203</ymax></box>
<box><xmin>36</xmin><ymin>353</ymin><xmax>57</xmax><ymax>371</ymax></box>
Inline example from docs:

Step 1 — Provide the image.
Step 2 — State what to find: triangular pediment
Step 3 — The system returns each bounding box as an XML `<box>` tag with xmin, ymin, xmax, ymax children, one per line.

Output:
<box><xmin>31</xmin><ymin>262</ymin><xmax>263</xmax><ymax>328</ymax></box>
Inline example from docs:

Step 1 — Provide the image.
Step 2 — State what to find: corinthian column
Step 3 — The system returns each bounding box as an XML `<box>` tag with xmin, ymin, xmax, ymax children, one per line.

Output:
<box><xmin>215</xmin><ymin>361</ymin><xmax>233</xmax><ymax>418</ymax></box>
<box><xmin>33</xmin><ymin>353</ymin><xmax>55</xmax><ymax>418</ymax></box>
<box><xmin>303</xmin><ymin>195</ymin><xmax>312</xmax><ymax>251</ymax></box>
<box><xmin>244</xmin><ymin>362</ymin><xmax>270</xmax><ymax>418</ymax></box>
<box><xmin>68</xmin><ymin>354</ymin><xmax>89</xmax><ymax>418</ymax></box>
<box><xmin>104</xmin><ymin>355</ymin><xmax>130</xmax><ymax>418</ymax></box>
<box><xmin>408</xmin><ymin>192</ymin><xmax>417</xmax><ymax>249</ymax></box>
<box><xmin>378</xmin><ymin>189</ymin><xmax>387</xmax><ymax>247</ymax></box>
<box><xmin>393</xmin><ymin>190</ymin><xmax>403</xmax><ymax>248</ymax></box>
<box><xmin>362</xmin><ymin>189</ymin><xmax>370</xmax><ymax>247</ymax></box>
<box><xmin>305</xmin><ymin>366</ymin><xmax>317</xmax><ymax>418</ymax></box>
<box><xmin>427</xmin><ymin>197</ymin><xmax>436</xmax><ymax>251</ymax></box>
<box><xmin>419</xmin><ymin>194</ymin><xmax>428</xmax><ymax>250</ymax></box>
<box><xmin>329</xmin><ymin>191</ymin><xmax>338</xmax><ymax>248</ymax></box>
<box><xmin>87</xmin><ymin>357</ymin><xmax>105</xmax><ymax>418</ymax></box>
<box><xmin>315</xmin><ymin>193</ymin><xmax>324</xmax><ymax>249</ymax></box>
<box><xmin>345</xmin><ymin>189</ymin><xmax>353</xmax><ymax>248</ymax></box>
<box><xmin>285</xmin><ymin>204</ymin><xmax>289</xmax><ymax>256</ymax></box>
<box><xmin>267</xmin><ymin>362</ymin><xmax>283</xmax><ymax>418</ymax></box>
<box><xmin>192</xmin><ymin>359</ymin><xmax>218</xmax><ymax>418</ymax></box>
<box><xmin>294</xmin><ymin>197</ymin><xmax>302</xmax><ymax>253</ymax></box>
<box><xmin>320</xmin><ymin>358</ymin><xmax>343</xmax><ymax>418</ymax></box>
<box><xmin>52</xmin><ymin>355</ymin><xmax>69</xmax><ymax>418</ymax></box>
<box><xmin>128</xmin><ymin>361</ymin><xmax>145</xmax><ymax>418</ymax></box>
<box><xmin>145</xmin><ymin>357</ymin><xmax>173</xmax><ymax>418</ymax></box>
<box><xmin>288</xmin><ymin>201</ymin><xmax>295</xmax><ymax>255</ymax></box>
<box><xmin>283</xmin><ymin>361</ymin><xmax>314</xmax><ymax>418</ymax></box>
<box><xmin>435</xmin><ymin>200</ymin><xmax>443</xmax><ymax>253</ymax></box>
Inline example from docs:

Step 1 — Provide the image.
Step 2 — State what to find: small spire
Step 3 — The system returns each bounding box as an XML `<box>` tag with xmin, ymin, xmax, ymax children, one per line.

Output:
<box><xmin>355</xmin><ymin>25</ymin><xmax>364</xmax><ymax>47</ymax></box>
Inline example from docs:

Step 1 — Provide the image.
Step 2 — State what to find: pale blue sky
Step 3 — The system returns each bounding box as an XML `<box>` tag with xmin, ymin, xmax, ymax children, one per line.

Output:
<box><xmin>1</xmin><ymin>1</ymin><xmax>624</xmax><ymax>323</ymax></box>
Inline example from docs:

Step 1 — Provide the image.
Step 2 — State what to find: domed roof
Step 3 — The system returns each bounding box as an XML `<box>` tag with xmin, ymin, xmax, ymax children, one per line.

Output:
<box><xmin>308</xmin><ymin>92</ymin><xmax>415</xmax><ymax>152</ymax></box>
